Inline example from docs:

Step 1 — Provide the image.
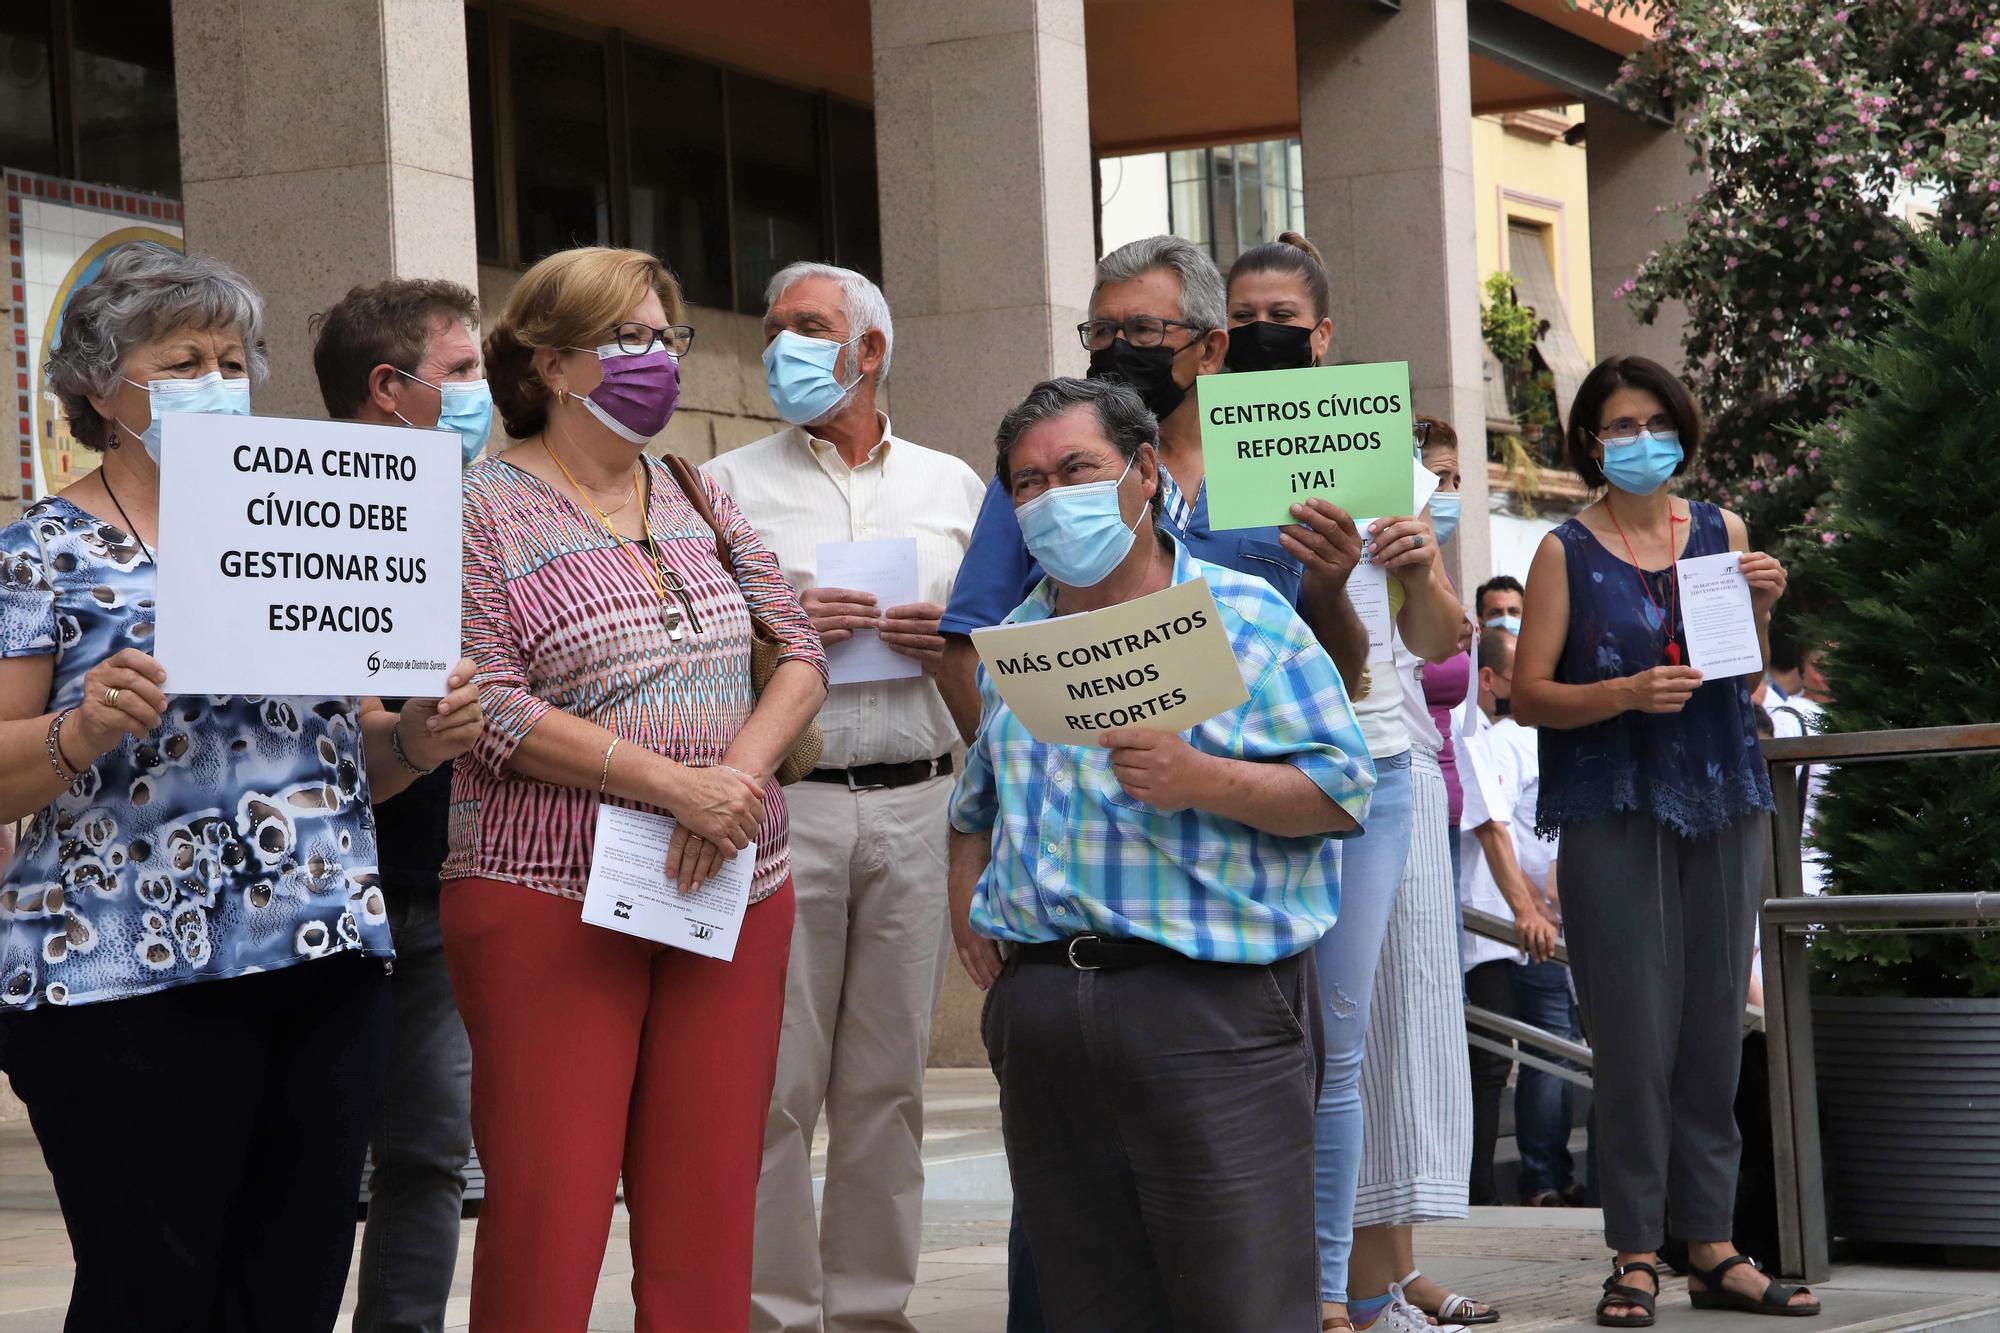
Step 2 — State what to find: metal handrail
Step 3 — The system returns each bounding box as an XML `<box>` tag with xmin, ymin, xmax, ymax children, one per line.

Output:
<box><xmin>1460</xmin><ymin>905</ymin><xmax>1570</xmax><ymax>966</ymax></box>
<box><xmin>1758</xmin><ymin>722</ymin><xmax>2000</xmax><ymax>1286</ymax></box>
<box><xmin>1763</xmin><ymin>891</ymin><xmax>2000</xmax><ymax>925</ymax></box>
<box><xmin>1466</xmin><ymin>1004</ymin><xmax>1593</xmax><ymax>1066</ymax></box>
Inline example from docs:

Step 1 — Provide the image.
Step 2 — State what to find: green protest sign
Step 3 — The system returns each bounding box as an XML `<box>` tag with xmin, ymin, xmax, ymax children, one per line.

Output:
<box><xmin>1197</xmin><ymin>361</ymin><xmax>1415</xmax><ymax>530</ymax></box>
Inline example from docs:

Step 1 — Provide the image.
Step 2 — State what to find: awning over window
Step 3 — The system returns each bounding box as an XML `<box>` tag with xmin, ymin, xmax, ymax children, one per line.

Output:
<box><xmin>1506</xmin><ymin>223</ymin><xmax>1591</xmax><ymax>431</ymax></box>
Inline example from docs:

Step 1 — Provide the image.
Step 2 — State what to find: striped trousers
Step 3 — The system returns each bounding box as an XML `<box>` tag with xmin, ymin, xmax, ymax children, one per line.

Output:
<box><xmin>1354</xmin><ymin>744</ymin><xmax>1474</xmax><ymax>1226</ymax></box>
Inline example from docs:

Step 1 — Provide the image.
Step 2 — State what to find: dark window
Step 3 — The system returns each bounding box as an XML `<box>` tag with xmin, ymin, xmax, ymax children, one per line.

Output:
<box><xmin>69</xmin><ymin>0</ymin><xmax>179</xmax><ymax>197</ymax></box>
<box><xmin>625</xmin><ymin>47</ymin><xmax>730</xmax><ymax>310</ymax></box>
<box><xmin>827</xmin><ymin>98</ymin><xmax>879</xmax><ymax>283</ymax></box>
<box><xmin>509</xmin><ymin>21</ymin><xmax>610</xmax><ymax>262</ymax></box>
<box><xmin>466</xmin><ymin>5</ymin><xmax>499</xmax><ymax>263</ymax></box>
<box><xmin>0</xmin><ymin>6</ymin><xmax>58</xmax><ymax>176</ymax></box>
<box><xmin>463</xmin><ymin>5</ymin><xmax>880</xmax><ymax>314</ymax></box>
<box><xmin>727</xmin><ymin>73</ymin><xmax>824</xmax><ymax>311</ymax></box>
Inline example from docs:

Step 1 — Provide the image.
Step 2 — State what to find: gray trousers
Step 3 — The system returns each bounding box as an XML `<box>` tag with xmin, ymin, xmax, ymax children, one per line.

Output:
<box><xmin>354</xmin><ymin>891</ymin><xmax>474</xmax><ymax>1333</ymax></box>
<box><xmin>1558</xmin><ymin>810</ymin><xmax>1764</xmax><ymax>1252</ymax></box>
<box><xmin>985</xmin><ymin>946</ymin><xmax>1323</xmax><ymax>1333</ymax></box>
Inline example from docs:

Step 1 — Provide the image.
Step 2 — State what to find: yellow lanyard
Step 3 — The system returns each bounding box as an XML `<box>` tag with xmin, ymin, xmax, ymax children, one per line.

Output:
<box><xmin>544</xmin><ymin>436</ymin><xmax>675</xmax><ymax>608</ymax></box>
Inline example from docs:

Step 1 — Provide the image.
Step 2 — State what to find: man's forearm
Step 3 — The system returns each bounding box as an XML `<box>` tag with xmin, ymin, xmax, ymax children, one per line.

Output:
<box><xmin>1301</xmin><ymin>574</ymin><xmax>1370</xmax><ymax>693</ymax></box>
<box><xmin>948</xmin><ymin>826</ymin><xmax>991</xmax><ymax>925</ymax></box>
<box><xmin>1473</xmin><ymin>822</ymin><xmax>1543</xmax><ymax>923</ymax></box>
<box><xmin>1193</xmin><ymin>755</ymin><xmax>1353</xmax><ymax>838</ymax></box>
<box><xmin>940</xmin><ymin>636</ymin><xmax>983</xmax><ymax>744</ymax></box>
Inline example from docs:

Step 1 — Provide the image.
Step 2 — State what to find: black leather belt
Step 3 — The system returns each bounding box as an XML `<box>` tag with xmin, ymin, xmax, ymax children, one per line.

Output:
<box><xmin>802</xmin><ymin>753</ymin><xmax>954</xmax><ymax>791</ymax></box>
<box><xmin>1014</xmin><ymin>934</ymin><xmax>1190</xmax><ymax>971</ymax></box>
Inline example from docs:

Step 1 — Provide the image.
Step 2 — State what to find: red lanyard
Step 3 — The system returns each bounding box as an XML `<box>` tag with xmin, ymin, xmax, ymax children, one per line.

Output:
<box><xmin>1607</xmin><ymin>504</ymin><xmax>1688</xmax><ymax>666</ymax></box>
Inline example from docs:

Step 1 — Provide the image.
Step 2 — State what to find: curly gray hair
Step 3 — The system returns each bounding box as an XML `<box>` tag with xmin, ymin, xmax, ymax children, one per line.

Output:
<box><xmin>45</xmin><ymin>241</ymin><xmax>268</xmax><ymax>452</ymax></box>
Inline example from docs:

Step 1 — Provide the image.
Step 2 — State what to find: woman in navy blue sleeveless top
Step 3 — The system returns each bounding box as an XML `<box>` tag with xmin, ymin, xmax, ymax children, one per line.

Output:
<box><xmin>1512</xmin><ymin>357</ymin><xmax>1819</xmax><ymax>1324</ymax></box>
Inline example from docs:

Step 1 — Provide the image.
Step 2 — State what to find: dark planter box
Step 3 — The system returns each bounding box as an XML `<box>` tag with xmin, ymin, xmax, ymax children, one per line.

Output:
<box><xmin>1813</xmin><ymin>996</ymin><xmax>2000</xmax><ymax>1248</ymax></box>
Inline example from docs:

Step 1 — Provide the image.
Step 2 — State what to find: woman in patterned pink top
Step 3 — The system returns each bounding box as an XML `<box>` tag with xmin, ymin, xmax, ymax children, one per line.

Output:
<box><xmin>442</xmin><ymin>247</ymin><xmax>826</xmax><ymax>1331</ymax></box>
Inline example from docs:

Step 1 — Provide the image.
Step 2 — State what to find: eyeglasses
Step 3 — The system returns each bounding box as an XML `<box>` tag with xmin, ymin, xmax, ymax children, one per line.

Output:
<box><xmin>1596</xmin><ymin>413</ymin><xmax>1675</xmax><ymax>440</ymax></box>
<box><xmin>610</xmin><ymin>322</ymin><xmax>696</xmax><ymax>357</ymax></box>
<box><xmin>1076</xmin><ymin>316</ymin><xmax>1208</xmax><ymax>352</ymax></box>
<box><xmin>1412</xmin><ymin>420</ymin><xmax>1433</xmax><ymax>453</ymax></box>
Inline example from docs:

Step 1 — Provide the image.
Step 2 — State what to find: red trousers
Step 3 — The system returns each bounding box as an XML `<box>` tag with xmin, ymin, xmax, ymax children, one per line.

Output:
<box><xmin>440</xmin><ymin>876</ymin><xmax>794</xmax><ymax>1332</ymax></box>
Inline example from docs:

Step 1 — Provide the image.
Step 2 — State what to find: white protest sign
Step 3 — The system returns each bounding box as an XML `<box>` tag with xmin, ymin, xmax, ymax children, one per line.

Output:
<box><xmin>153</xmin><ymin>414</ymin><xmax>463</xmax><ymax>697</ymax></box>
<box><xmin>969</xmin><ymin>578</ymin><xmax>1249</xmax><ymax>746</ymax></box>
<box><xmin>1675</xmin><ymin>551</ymin><xmax>1763</xmax><ymax>679</ymax></box>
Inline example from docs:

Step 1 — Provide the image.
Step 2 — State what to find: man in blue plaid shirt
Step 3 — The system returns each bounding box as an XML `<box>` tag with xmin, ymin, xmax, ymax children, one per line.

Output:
<box><xmin>948</xmin><ymin>378</ymin><xmax>1374</xmax><ymax>1331</ymax></box>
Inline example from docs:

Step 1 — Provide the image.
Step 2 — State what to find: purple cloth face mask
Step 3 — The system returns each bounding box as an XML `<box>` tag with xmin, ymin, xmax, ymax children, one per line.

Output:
<box><xmin>574</xmin><ymin>342</ymin><xmax>680</xmax><ymax>443</ymax></box>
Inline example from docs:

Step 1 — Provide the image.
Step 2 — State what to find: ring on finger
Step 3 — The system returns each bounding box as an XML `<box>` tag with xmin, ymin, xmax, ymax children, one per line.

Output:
<box><xmin>1411</xmin><ymin>534</ymin><xmax>1424</xmax><ymax>549</ymax></box>
<box><xmin>102</xmin><ymin>686</ymin><xmax>122</xmax><ymax>705</ymax></box>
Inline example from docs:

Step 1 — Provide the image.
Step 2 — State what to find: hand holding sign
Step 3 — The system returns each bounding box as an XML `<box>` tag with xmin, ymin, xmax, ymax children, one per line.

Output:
<box><xmin>800</xmin><ymin>585</ymin><xmax>881</xmax><ymax>646</ymax></box>
<box><xmin>1738</xmin><ymin>549</ymin><xmax>1788</xmax><ymax>615</ymax></box>
<box><xmin>1280</xmin><ymin>498</ymin><xmax>1364</xmax><ymax>592</ymax></box>
<box><xmin>394</xmin><ymin>656</ymin><xmax>485</xmax><ymax>771</ymax></box>
<box><xmin>1101</xmin><ymin>727</ymin><xmax>1212</xmax><ymax>813</ymax></box>
<box><xmin>73</xmin><ymin>648</ymin><xmax>170</xmax><ymax>761</ymax></box>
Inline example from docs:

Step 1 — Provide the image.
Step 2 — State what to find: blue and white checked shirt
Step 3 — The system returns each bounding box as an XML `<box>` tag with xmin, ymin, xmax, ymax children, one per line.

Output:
<box><xmin>948</xmin><ymin>539</ymin><xmax>1376</xmax><ymax>964</ymax></box>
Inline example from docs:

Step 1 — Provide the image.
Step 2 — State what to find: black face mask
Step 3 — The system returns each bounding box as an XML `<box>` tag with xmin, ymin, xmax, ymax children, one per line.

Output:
<box><xmin>1088</xmin><ymin>340</ymin><xmax>1189</xmax><ymax>421</ymax></box>
<box><xmin>1494</xmin><ymin>694</ymin><xmax>1512</xmax><ymax>718</ymax></box>
<box><xmin>1224</xmin><ymin>320</ymin><xmax>1315</xmax><ymax>374</ymax></box>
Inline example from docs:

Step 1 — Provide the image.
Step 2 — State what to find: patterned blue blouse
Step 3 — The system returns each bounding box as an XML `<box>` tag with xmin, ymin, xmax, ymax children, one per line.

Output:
<box><xmin>0</xmin><ymin>497</ymin><xmax>392</xmax><ymax>1012</ymax></box>
<box><xmin>1535</xmin><ymin>501</ymin><xmax>1774</xmax><ymax>839</ymax></box>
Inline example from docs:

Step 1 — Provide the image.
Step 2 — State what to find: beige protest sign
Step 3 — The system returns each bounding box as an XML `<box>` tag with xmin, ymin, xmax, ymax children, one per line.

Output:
<box><xmin>970</xmin><ymin>578</ymin><xmax>1250</xmax><ymax>746</ymax></box>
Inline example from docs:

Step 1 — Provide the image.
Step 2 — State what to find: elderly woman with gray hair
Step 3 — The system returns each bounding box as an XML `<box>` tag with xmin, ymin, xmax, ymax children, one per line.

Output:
<box><xmin>0</xmin><ymin>242</ymin><xmax>482</xmax><ymax>1332</ymax></box>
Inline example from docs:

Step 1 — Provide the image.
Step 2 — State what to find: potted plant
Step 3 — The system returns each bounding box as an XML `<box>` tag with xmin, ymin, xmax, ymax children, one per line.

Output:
<box><xmin>1801</xmin><ymin>234</ymin><xmax>2000</xmax><ymax>1253</ymax></box>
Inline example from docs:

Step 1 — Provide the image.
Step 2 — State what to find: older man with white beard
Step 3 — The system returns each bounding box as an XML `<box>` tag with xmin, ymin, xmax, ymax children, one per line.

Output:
<box><xmin>704</xmin><ymin>262</ymin><xmax>984</xmax><ymax>1333</ymax></box>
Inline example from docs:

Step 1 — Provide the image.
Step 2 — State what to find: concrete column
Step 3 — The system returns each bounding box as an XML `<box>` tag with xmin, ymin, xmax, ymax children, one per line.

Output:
<box><xmin>1586</xmin><ymin>106</ymin><xmax>1698</xmax><ymax>375</ymax></box>
<box><xmin>171</xmin><ymin>0</ymin><xmax>478</xmax><ymax>419</ymax></box>
<box><xmin>870</xmin><ymin>0</ymin><xmax>1096</xmax><ymax>473</ymax></box>
<box><xmin>1295</xmin><ymin>0</ymin><xmax>1491</xmax><ymax>589</ymax></box>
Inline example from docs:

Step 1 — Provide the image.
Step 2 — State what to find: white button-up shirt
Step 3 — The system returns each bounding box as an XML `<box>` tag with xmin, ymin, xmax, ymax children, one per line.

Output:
<box><xmin>704</xmin><ymin>414</ymin><xmax>984</xmax><ymax>769</ymax></box>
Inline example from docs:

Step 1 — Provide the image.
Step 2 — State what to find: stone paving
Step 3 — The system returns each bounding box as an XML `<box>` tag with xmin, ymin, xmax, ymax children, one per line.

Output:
<box><xmin>2</xmin><ymin>1069</ymin><xmax>1995</xmax><ymax>1331</ymax></box>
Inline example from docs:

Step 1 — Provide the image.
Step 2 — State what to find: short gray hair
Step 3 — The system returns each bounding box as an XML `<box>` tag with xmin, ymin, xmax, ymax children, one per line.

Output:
<box><xmin>992</xmin><ymin>377</ymin><xmax>1164</xmax><ymax>522</ymax></box>
<box><xmin>765</xmin><ymin>261</ymin><xmax>894</xmax><ymax>382</ymax></box>
<box><xmin>1092</xmin><ymin>234</ymin><xmax>1226</xmax><ymax>332</ymax></box>
<box><xmin>46</xmin><ymin>242</ymin><xmax>269</xmax><ymax>452</ymax></box>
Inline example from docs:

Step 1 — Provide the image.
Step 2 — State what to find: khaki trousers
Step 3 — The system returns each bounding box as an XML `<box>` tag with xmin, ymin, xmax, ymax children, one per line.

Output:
<box><xmin>750</xmin><ymin>774</ymin><xmax>952</xmax><ymax>1333</ymax></box>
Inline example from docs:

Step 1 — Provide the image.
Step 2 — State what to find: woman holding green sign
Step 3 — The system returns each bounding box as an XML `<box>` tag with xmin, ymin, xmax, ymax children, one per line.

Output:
<box><xmin>1225</xmin><ymin>234</ymin><xmax>1486</xmax><ymax>1333</ymax></box>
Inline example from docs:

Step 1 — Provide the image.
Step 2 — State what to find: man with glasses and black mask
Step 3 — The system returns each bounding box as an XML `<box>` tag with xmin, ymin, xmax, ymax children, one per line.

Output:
<box><xmin>311</xmin><ymin>278</ymin><xmax>490</xmax><ymax>1333</ymax></box>
<box><xmin>939</xmin><ymin>235</ymin><xmax>1372</xmax><ymax>742</ymax></box>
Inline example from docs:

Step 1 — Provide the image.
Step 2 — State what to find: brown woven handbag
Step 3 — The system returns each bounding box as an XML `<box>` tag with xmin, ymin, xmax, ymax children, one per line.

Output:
<box><xmin>662</xmin><ymin>454</ymin><xmax>824</xmax><ymax>785</ymax></box>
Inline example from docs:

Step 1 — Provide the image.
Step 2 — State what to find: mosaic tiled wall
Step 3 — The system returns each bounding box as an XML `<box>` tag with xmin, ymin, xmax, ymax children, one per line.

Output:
<box><xmin>5</xmin><ymin>169</ymin><xmax>184</xmax><ymax>517</ymax></box>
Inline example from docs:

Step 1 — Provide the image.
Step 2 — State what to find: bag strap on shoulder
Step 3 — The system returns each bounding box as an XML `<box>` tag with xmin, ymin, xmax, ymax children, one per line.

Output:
<box><xmin>660</xmin><ymin>454</ymin><xmax>735</xmax><ymax>578</ymax></box>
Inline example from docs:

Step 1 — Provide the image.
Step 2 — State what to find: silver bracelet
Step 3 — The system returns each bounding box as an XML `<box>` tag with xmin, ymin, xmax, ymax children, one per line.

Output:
<box><xmin>390</xmin><ymin>718</ymin><xmax>436</xmax><ymax>777</ymax></box>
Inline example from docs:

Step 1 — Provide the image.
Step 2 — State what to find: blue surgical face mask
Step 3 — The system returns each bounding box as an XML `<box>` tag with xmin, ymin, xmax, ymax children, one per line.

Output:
<box><xmin>1428</xmin><ymin>490</ymin><xmax>1461</xmax><ymax>546</ymax></box>
<box><xmin>1598</xmin><ymin>429</ymin><xmax>1684</xmax><ymax>496</ymax></box>
<box><xmin>1015</xmin><ymin>456</ymin><xmax>1142</xmax><ymax>588</ymax></box>
<box><xmin>120</xmin><ymin>371</ymin><xmax>251</xmax><ymax>462</ymax></box>
<box><xmin>763</xmin><ymin>328</ymin><xmax>864</xmax><ymax>426</ymax></box>
<box><xmin>1485</xmin><ymin>613</ymin><xmax>1522</xmax><ymax>636</ymax></box>
<box><xmin>397</xmin><ymin>369</ymin><xmax>494</xmax><ymax>465</ymax></box>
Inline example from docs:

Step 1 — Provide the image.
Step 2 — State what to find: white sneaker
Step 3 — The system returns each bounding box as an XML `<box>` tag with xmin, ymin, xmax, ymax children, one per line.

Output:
<box><xmin>1358</xmin><ymin>1282</ymin><xmax>1468</xmax><ymax>1333</ymax></box>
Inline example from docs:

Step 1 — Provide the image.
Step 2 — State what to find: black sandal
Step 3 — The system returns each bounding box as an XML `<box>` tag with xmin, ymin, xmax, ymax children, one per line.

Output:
<box><xmin>1597</xmin><ymin>1261</ymin><xmax>1659</xmax><ymax>1328</ymax></box>
<box><xmin>1688</xmin><ymin>1254</ymin><xmax>1820</xmax><ymax>1317</ymax></box>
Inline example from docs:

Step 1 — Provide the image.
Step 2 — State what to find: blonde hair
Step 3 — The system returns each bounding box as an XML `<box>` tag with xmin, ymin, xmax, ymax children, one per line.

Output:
<box><xmin>485</xmin><ymin>247</ymin><xmax>685</xmax><ymax>440</ymax></box>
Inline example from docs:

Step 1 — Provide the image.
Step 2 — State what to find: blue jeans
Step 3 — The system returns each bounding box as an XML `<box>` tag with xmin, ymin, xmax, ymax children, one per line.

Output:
<box><xmin>1510</xmin><ymin>959</ymin><xmax>1581</xmax><ymax>1198</ymax></box>
<box><xmin>1312</xmin><ymin>750</ymin><xmax>1415</xmax><ymax>1303</ymax></box>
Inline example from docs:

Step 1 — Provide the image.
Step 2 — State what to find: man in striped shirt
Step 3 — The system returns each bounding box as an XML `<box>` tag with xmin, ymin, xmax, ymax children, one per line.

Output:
<box><xmin>949</xmin><ymin>377</ymin><xmax>1374</xmax><ymax>1331</ymax></box>
<box><xmin>704</xmin><ymin>262</ymin><xmax>984</xmax><ymax>1333</ymax></box>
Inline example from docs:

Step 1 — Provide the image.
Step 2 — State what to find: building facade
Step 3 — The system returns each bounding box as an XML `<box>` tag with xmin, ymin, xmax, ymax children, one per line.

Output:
<box><xmin>4</xmin><ymin>0</ymin><xmax>1687</xmax><ymax>1061</ymax></box>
